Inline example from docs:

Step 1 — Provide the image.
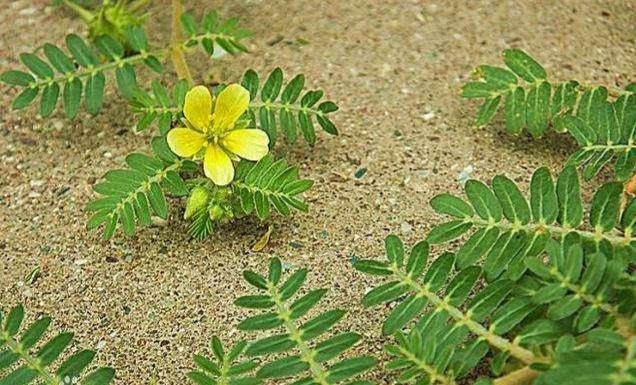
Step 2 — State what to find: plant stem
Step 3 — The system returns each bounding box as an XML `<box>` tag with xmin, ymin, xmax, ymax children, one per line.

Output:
<box><xmin>391</xmin><ymin>266</ymin><xmax>538</xmax><ymax>365</ymax></box>
<box><xmin>467</xmin><ymin>216</ymin><xmax>632</xmax><ymax>248</ymax></box>
<box><xmin>170</xmin><ymin>0</ymin><xmax>193</xmax><ymax>86</ymax></box>
<box><xmin>267</xmin><ymin>283</ymin><xmax>331</xmax><ymax>385</ymax></box>
<box><xmin>493</xmin><ymin>366</ymin><xmax>539</xmax><ymax>385</ymax></box>
<box><xmin>61</xmin><ymin>0</ymin><xmax>94</xmax><ymax>23</ymax></box>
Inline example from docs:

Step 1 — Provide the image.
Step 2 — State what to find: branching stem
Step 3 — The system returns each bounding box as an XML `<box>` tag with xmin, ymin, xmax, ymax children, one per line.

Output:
<box><xmin>61</xmin><ymin>0</ymin><xmax>94</xmax><ymax>23</ymax></box>
<box><xmin>109</xmin><ymin>159</ymin><xmax>184</xmax><ymax>221</ymax></box>
<box><xmin>466</xmin><ymin>217</ymin><xmax>632</xmax><ymax>248</ymax></box>
<box><xmin>547</xmin><ymin>266</ymin><xmax>621</xmax><ymax>317</ymax></box>
<box><xmin>390</xmin><ymin>266</ymin><xmax>538</xmax><ymax>365</ymax></box>
<box><xmin>28</xmin><ymin>49</ymin><xmax>166</xmax><ymax>90</ymax></box>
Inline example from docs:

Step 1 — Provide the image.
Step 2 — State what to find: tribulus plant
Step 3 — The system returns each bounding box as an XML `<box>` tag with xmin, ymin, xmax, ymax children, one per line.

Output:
<box><xmin>0</xmin><ymin>304</ymin><xmax>115</xmax><ymax>385</ymax></box>
<box><xmin>462</xmin><ymin>49</ymin><xmax>636</xmax><ymax>182</ymax></box>
<box><xmin>354</xmin><ymin>232</ymin><xmax>636</xmax><ymax>385</ymax></box>
<box><xmin>2</xmin><ymin>1</ymin><xmax>339</xmax><ymax>240</ymax></box>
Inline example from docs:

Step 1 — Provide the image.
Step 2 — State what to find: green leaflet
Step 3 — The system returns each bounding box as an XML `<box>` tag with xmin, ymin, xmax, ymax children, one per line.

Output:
<box><xmin>430</xmin><ymin>193</ymin><xmax>474</xmax><ymax>218</ymax></box>
<box><xmin>505</xmin><ymin>86</ymin><xmax>526</xmax><ymax>134</ymax></box>
<box><xmin>502</xmin><ymin>48</ymin><xmax>547</xmax><ymax>82</ymax></box>
<box><xmin>526</xmin><ymin>80</ymin><xmax>551</xmax><ymax>137</ymax></box>
<box><xmin>556</xmin><ymin>166</ymin><xmax>583</xmax><ymax>228</ymax></box>
<box><xmin>0</xmin><ymin>305</ymin><xmax>114</xmax><ymax>385</ymax></box>
<box><xmin>492</xmin><ymin>175</ymin><xmax>530</xmax><ymax>225</ymax></box>
<box><xmin>465</xmin><ymin>180</ymin><xmax>503</xmax><ymax>221</ymax></box>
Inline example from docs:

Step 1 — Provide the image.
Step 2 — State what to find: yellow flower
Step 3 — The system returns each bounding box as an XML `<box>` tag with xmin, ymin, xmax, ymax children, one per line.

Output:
<box><xmin>167</xmin><ymin>84</ymin><xmax>270</xmax><ymax>186</ymax></box>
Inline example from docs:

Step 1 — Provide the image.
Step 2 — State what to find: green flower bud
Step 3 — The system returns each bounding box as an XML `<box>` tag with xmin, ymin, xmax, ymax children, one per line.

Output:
<box><xmin>184</xmin><ymin>186</ymin><xmax>211</xmax><ymax>220</ymax></box>
<box><xmin>209</xmin><ymin>205</ymin><xmax>225</xmax><ymax>221</ymax></box>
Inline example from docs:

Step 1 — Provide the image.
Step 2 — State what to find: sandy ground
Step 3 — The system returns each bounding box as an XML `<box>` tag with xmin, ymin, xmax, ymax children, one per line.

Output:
<box><xmin>1</xmin><ymin>0</ymin><xmax>636</xmax><ymax>384</ymax></box>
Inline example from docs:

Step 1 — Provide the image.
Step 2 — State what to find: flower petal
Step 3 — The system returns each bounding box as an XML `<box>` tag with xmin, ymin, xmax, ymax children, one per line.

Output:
<box><xmin>204</xmin><ymin>144</ymin><xmax>234</xmax><ymax>186</ymax></box>
<box><xmin>166</xmin><ymin>127</ymin><xmax>206</xmax><ymax>157</ymax></box>
<box><xmin>184</xmin><ymin>85</ymin><xmax>212</xmax><ymax>131</ymax></box>
<box><xmin>221</xmin><ymin>129</ymin><xmax>270</xmax><ymax>161</ymax></box>
<box><xmin>212</xmin><ymin>84</ymin><xmax>250</xmax><ymax>132</ymax></box>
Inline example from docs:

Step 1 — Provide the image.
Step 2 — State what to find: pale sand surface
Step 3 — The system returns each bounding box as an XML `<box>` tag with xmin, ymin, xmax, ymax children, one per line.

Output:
<box><xmin>1</xmin><ymin>1</ymin><xmax>636</xmax><ymax>384</ymax></box>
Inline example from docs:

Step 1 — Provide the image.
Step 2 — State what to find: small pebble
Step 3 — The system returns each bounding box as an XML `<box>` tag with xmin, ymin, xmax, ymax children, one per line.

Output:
<box><xmin>458</xmin><ymin>165</ymin><xmax>475</xmax><ymax>185</ymax></box>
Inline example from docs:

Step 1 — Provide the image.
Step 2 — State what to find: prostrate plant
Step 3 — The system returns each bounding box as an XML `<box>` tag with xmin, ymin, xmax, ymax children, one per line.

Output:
<box><xmin>0</xmin><ymin>304</ymin><xmax>115</xmax><ymax>385</ymax></box>
<box><xmin>87</xmin><ymin>81</ymin><xmax>320</xmax><ymax>240</ymax></box>
<box><xmin>188</xmin><ymin>336</ymin><xmax>260</xmax><ymax>385</ymax></box>
<box><xmin>427</xmin><ymin>165</ymin><xmax>635</xmax><ymax>281</ymax></box>
<box><xmin>229</xmin><ymin>258</ymin><xmax>377</xmax><ymax>385</ymax></box>
<box><xmin>462</xmin><ymin>49</ymin><xmax>636</xmax><ymax>181</ymax></box>
<box><xmin>353</xmin><ymin>234</ymin><xmax>636</xmax><ymax>385</ymax></box>
<box><xmin>0</xmin><ymin>9</ymin><xmax>248</xmax><ymax>119</ymax></box>
<box><xmin>3</xmin><ymin>1</ymin><xmax>340</xmax><ymax>241</ymax></box>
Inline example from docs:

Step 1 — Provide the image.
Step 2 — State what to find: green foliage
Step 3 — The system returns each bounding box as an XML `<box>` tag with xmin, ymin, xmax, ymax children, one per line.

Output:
<box><xmin>561</xmin><ymin>88</ymin><xmax>636</xmax><ymax>181</ymax></box>
<box><xmin>241</xmin><ymin>68</ymin><xmax>339</xmax><ymax>146</ymax></box>
<box><xmin>354</xmin><ymin>234</ymin><xmax>636</xmax><ymax>385</ymax></box>
<box><xmin>233</xmin><ymin>155</ymin><xmax>314</xmax><ymax>219</ymax></box>
<box><xmin>1</xmin><ymin>28</ymin><xmax>161</xmax><ymax>119</ymax></box>
<box><xmin>0</xmin><ymin>304</ymin><xmax>115</xmax><ymax>385</ymax></box>
<box><xmin>129</xmin><ymin>68</ymin><xmax>339</xmax><ymax>147</ymax></box>
<box><xmin>185</xmin><ymin>155</ymin><xmax>314</xmax><ymax>240</ymax></box>
<box><xmin>354</xmin><ymin>237</ymin><xmax>537</xmax><ymax>384</ymax></box>
<box><xmin>188</xmin><ymin>337</ymin><xmax>260</xmax><ymax>385</ymax></box>
<box><xmin>86</xmin><ymin>136</ymin><xmax>196</xmax><ymax>239</ymax></box>
<box><xmin>86</xmin><ymin>0</ymin><xmax>150</xmax><ymax>52</ymax></box>
<box><xmin>127</xmin><ymin>80</ymin><xmax>189</xmax><ymax>134</ymax></box>
<box><xmin>463</xmin><ymin>49</ymin><xmax>636</xmax><ymax>181</ymax></box>
<box><xmin>234</xmin><ymin>258</ymin><xmax>377</xmax><ymax>385</ymax></box>
<box><xmin>428</xmin><ymin>166</ymin><xmax>635</xmax><ymax>281</ymax></box>
<box><xmin>519</xmin><ymin>237</ymin><xmax>625</xmax><ymax>333</ymax></box>
<box><xmin>535</xmin><ymin>328</ymin><xmax>636</xmax><ymax>385</ymax></box>
<box><xmin>462</xmin><ymin>49</ymin><xmax>557</xmax><ymax>136</ymax></box>
<box><xmin>1</xmin><ymin>10</ymin><xmax>249</xmax><ymax>121</ymax></box>
<box><xmin>181</xmin><ymin>10</ymin><xmax>250</xmax><ymax>56</ymax></box>
<box><xmin>55</xmin><ymin>0</ymin><xmax>150</xmax><ymax>53</ymax></box>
